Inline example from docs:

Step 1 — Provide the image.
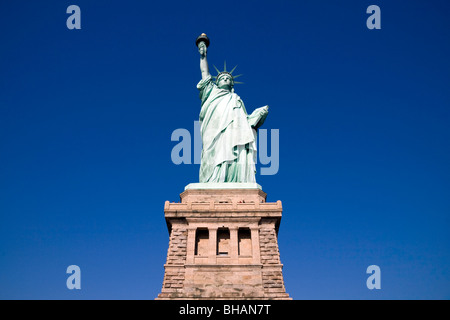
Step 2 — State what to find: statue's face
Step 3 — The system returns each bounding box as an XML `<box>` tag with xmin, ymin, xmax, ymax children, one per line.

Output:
<box><xmin>217</xmin><ymin>74</ymin><xmax>233</xmax><ymax>91</ymax></box>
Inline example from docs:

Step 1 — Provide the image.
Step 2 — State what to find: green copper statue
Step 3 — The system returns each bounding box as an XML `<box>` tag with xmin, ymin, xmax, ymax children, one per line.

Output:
<box><xmin>196</xmin><ymin>34</ymin><xmax>269</xmax><ymax>183</ymax></box>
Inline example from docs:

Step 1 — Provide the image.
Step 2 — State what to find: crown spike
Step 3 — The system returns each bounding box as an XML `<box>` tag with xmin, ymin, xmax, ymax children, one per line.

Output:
<box><xmin>213</xmin><ymin>62</ymin><xmax>243</xmax><ymax>85</ymax></box>
<box><xmin>213</xmin><ymin>65</ymin><xmax>221</xmax><ymax>75</ymax></box>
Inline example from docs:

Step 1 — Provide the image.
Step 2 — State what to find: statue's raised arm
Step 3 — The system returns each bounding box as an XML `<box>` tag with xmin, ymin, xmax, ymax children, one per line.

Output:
<box><xmin>196</xmin><ymin>34</ymin><xmax>210</xmax><ymax>80</ymax></box>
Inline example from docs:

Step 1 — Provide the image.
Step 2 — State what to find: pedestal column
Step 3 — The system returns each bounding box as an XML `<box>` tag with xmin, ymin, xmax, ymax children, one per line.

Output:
<box><xmin>229</xmin><ymin>226</ymin><xmax>239</xmax><ymax>263</ymax></box>
<box><xmin>208</xmin><ymin>226</ymin><xmax>217</xmax><ymax>264</ymax></box>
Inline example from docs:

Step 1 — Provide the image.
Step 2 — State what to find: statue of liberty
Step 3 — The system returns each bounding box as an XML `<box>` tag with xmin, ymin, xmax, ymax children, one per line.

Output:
<box><xmin>196</xmin><ymin>34</ymin><xmax>269</xmax><ymax>183</ymax></box>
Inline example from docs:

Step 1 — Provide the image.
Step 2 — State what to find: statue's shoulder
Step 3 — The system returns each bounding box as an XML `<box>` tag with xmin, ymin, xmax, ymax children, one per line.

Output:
<box><xmin>197</xmin><ymin>75</ymin><xmax>214</xmax><ymax>90</ymax></box>
<box><xmin>232</xmin><ymin>92</ymin><xmax>242</xmax><ymax>101</ymax></box>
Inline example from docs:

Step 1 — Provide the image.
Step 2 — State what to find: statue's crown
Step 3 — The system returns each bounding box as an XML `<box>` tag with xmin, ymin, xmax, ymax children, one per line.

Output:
<box><xmin>212</xmin><ymin>61</ymin><xmax>243</xmax><ymax>85</ymax></box>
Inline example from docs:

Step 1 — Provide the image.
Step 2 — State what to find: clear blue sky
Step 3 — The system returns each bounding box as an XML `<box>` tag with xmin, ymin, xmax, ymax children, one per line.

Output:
<box><xmin>1</xmin><ymin>0</ymin><xmax>449</xmax><ymax>299</ymax></box>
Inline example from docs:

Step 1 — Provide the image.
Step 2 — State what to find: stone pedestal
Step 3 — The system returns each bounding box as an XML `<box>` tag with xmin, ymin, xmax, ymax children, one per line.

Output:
<box><xmin>156</xmin><ymin>184</ymin><xmax>291</xmax><ymax>300</ymax></box>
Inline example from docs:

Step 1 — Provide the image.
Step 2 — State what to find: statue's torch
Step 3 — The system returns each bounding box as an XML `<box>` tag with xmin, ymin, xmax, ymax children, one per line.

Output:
<box><xmin>196</xmin><ymin>33</ymin><xmax>210</xmax><ymax>48</ymax></box>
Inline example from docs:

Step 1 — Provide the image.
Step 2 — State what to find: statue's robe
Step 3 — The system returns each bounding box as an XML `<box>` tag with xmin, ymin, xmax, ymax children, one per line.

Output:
<box><xmin>197</xmin><ymin>75</ymin><xmax>267</xmax><ymax>183</ymax></box>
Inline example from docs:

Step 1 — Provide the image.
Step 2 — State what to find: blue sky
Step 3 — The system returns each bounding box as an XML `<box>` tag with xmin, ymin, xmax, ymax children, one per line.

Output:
<box><xmin>0</xmin><ymin>0</ymin><xmax>449</xmax><ymax>299</ymax></box>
